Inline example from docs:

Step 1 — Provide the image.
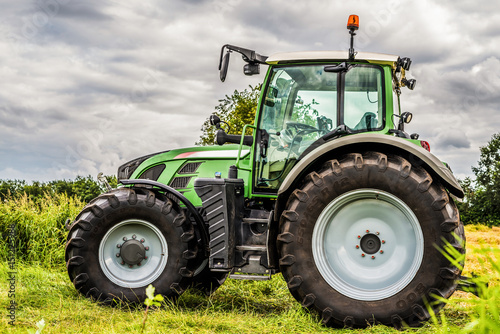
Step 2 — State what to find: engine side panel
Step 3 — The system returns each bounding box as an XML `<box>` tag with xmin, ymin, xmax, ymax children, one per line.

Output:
<box><xmin>128</xmin><ymin>145</ymin><xmax>251</xmax><ymax>207</ymax></box>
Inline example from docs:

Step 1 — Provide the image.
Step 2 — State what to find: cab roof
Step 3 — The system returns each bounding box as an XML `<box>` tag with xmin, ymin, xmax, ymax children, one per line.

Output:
<box><xmin>266</xmin><ymin>51</ymin><xmax>399</xmax><ymax>66</ymax></box>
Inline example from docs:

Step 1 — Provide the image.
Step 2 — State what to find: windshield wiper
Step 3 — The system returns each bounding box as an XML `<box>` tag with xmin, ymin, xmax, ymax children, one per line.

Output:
<box><xmin>324</xmin><ymin>62</ymin><xmax>352</xmax><ymax>73</ymax></box>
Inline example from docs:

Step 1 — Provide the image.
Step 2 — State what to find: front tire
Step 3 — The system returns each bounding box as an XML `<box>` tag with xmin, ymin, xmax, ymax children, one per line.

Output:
<box><xmin>65</xmin><ymin>188</ymin><xmax>199</xmax><ymax>303</ymax></box>
<box><xmin>278</xmin><ymin>152</ymin><xmax>464</xmax><ymax>328</ymax></box>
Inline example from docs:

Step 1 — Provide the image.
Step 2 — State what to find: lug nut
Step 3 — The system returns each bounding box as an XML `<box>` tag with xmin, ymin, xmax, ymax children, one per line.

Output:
<box><xmin>145</xmin><ymin>246</ymin><xmax>149</xmax><ymax>251</ymax></box>
<box><xmin>371</xmin><ymin>256</ymin><xmax>375</xmax><ymax>259</ymax></box>
<box><xmin>128</xmin><ymin>265</ymin><xmax>133</xmax><ymax>268</ymax></box>
<box><xmin>382</xmin><ymin>240</ymin><xmax>386</xmax><ymax>244</ymax></box>
<box><xmin>357</xmin><ymin>235</ymin><xmax>361</xmax><ymax>239</ymax></box>
<box><xmin>117</xmin><ymin>244</ymin><xmax>121</xmax><ymax>248</ymax></box>
<box><xmin>116</xmin><ymin>253</ymin><xmax>120</xmax><ymax>257</ymax></box>
<box><xmin>121</xmin><ymin>261</ymin><xmax>125</xmax><ymax>265</ymax></box>
<box><xmin>356</xmin><ymin>245</ymin><xmax>360</xmax><ymax>249</ymax></box>
<box><xmin>137</xmin><ymin>262</ymin><xmax>141</xmax><ymax>266</ymax></box>
<box><xmin>366</xmin><ymin>230</ymin><xmax>370</xmax><ymax>233</ymax></box>
<box><xmin>376</xmin><ymin>231</ymin><xmax>380</xmax><ymax>235</ymax></box>
<box><xmin>132</xmin><ymin>234</ymin><xmax>136</xmax><ymax>239</ymax></box>
<box><xmin>123</xmin><ymin>237</ymin><xmax>127</xmax><ymax>241</ymax></box>
<box><xmin>361</xmin><ymin>253</ymin><xmax>365</xmax><ymax>257</ymax></box>
<box><xmin>140</xmin><ymin>238</ymin><xmax>145</xmax><ymax>243</ymax></box>
<box><xmin>380</xmin><ymin>250</ymin><xmax>384</xmax><ymax>254</ymax></box>
<box><xmin>144</xmin><ymin>256</ymin><xmax>148</xmax><ymax>260</ymax></box>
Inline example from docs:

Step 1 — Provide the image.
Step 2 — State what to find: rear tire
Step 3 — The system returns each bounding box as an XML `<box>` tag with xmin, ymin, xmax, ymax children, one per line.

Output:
<box><xmin>65</xmin><ymin>188</ymin><xmax>199</xmax><ymax>303</ymax></box>
<box><xmin>278</xmin><ymin>152</ymin><xmax>465</xmax><ymax>328</ymax></box>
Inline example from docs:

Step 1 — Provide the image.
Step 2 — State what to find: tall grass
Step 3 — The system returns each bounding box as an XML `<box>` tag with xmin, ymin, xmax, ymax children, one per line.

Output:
<box><xmin>0</xmin><ymin>193</ymin><xmax>83</xmax><ymax>268</ymax></box>
<box><xmin>1</xmin><ymin>193</ymin><xmax>499</xmax><ymax>333</ymax></box>
<box><xmin>440</xmin><ymin>226</ymin><xmax>500</xmax><ymax>333</ymax></box>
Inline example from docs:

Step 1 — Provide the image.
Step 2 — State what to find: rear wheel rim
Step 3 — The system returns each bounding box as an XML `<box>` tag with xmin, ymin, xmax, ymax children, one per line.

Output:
<box><xmin>312</xmin><ymin>189</ymin><xmax>424</xmax><ymax>301</ymax></box>
<box><xmin>99</xmin><ymin>219</ymin><xmax>168</xmax><ymax>288</ymax></box>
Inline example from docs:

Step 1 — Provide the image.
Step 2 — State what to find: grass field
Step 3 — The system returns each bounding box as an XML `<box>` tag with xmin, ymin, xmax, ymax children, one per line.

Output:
<box><xmin>1</xmin><ymin>194</ymin><xmax>499</xmax><ymax>333</ymax></box>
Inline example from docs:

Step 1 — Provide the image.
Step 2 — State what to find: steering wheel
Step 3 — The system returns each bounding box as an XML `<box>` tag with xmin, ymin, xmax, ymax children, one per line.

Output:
<box><xmin>281</xmin><ymin>121</ymin><xmax>320</xmax><ymax>147</ymax></box>
<box><xmin>285</xmin><ymin>121</ymin><xmax>318</xmax><ymax>131</ymax></box>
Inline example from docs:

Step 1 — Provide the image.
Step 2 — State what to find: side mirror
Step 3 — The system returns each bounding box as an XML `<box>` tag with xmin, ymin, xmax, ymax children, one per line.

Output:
<box><xmin>219</xmin><ymin>52</ymin><xmax>230</xmax><ymax>82</ymax></box>
<box><xmin>218</xmin><ymin>44</ymin><xmax>268</xmax><ymax>82</ymax></box>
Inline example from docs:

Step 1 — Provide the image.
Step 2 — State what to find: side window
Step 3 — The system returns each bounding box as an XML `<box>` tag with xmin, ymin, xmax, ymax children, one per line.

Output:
<box><xmin>256</xmin><ymin>66</ymin><xmax>339</xmax><ymax>191</ymax></box>
<box><xmin>344</xmin><ymin>66</ymin><xmax>383</xmax><ymax>131</ymax></box>
<box><xmin>260</xmin><ymin>73</ymin><xmax>292</xmax><ymax>135</ymax></box>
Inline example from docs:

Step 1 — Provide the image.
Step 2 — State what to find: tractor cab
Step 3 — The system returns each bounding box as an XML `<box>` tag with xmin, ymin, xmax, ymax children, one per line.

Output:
<box><xmin>254</xmin><ymin>54</ymin><xmax>390</xmax><ymax>190</ymax></box>
<box><xmin>218</xmin><ymin>16</ymin><xmax>417</xmax><ymax>191</ymax></box>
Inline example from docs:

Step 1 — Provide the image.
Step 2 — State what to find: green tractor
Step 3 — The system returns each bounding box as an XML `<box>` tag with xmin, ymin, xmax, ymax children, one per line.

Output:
<box><xmin>66</xmin><ymin>15</ymin><xmax>470</xmax><ymax>328</ymax></box>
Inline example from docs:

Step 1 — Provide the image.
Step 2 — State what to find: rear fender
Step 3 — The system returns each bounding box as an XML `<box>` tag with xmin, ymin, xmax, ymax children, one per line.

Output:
<box><xmin>275</xmin><ymin>133</ymin><xmax>464</xmax><ymax>220</ymax></box>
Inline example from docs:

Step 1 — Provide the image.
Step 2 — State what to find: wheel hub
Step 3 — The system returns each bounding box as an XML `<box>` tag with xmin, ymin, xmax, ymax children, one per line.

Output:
<box><xmin>360</xmin><ymin>233</ymin><xmax>381</xmax><ymax>254</ymax></box>
<box><xmin>99</xmin><ymin>219</ymin><xmax>167</xmax><ymax>288</ymax></box>
<box><xmin>119</xmin><ymin>239</ymin><xmax>146</xmax><ymax>265</ymax></box>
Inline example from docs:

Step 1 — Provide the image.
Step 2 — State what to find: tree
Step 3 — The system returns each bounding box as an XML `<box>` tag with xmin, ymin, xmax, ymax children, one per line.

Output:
<box><xmin>196</xmin><ymin>85</ymin><xmax>260</xmax><ymax>146</ymax></box>
<box><xmin>457</xmin><ymin>177</ymin><xmax>481</xmax><ymax>224</ymax></box>
<box><xmin>459</xmin><ymin>133</ymin><xmax>500</xmax><ymax>225</ymax></box>
<box><xmin>470</xmin><ymin>133</ymin><xmax>500</xmax><ymax>225</ymax></box>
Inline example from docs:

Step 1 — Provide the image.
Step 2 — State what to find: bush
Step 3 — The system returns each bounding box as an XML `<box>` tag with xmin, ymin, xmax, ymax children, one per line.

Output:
<box><xmin>0</xmin><ymin>192</ymin><xmax>84</xmax><ymax>268</ymax></box>
<box><xmin>0</xmin><ymin>175</ymin><xmax>117</xmax><ymax>204</ymax></box>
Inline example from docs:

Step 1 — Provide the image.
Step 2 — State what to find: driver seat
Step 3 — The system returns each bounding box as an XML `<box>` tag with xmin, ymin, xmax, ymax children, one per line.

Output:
<box><xmin>354</xmin><ymin>112</ymin><xmax>378</xmax><ymax>131</ymax></box>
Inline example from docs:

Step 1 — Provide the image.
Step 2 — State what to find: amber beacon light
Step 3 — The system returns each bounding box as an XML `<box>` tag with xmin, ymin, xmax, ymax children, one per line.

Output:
<box><xmin>347</xmin><ymin>14</ymin><xmax>359</xmax><ymax>30</ymax></box>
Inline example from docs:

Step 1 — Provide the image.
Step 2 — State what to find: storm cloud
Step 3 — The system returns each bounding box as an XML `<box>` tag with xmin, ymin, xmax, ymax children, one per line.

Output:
<box><xmin>0</xmin><ymin>0</ymin><xmax>498</xmax><ymax>181</ymax></box>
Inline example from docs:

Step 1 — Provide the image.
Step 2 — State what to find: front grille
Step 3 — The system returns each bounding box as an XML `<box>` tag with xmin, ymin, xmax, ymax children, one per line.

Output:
<box><xmin>169</xmin><ymin>176</ymin><xmax>192</xmax><ymax>189</ymax></box>
<box><xmin>178</xmin><ymin>162</ymin><xmax>203</xmax><ymax>174</ymax></box>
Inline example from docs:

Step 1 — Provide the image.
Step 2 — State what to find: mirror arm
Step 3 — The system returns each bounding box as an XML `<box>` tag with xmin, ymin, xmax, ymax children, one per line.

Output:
<box><xmin>219</xmin><ymin>44</ymin><xmax>268</xmax><ymax>68</ymax></box>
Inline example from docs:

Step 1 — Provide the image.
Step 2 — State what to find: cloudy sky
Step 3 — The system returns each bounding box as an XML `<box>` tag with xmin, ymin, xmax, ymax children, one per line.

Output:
<box><xmin>1</xmin><ymin>0</ymin><xmax>499</xmax><ymax>182</ymax></box>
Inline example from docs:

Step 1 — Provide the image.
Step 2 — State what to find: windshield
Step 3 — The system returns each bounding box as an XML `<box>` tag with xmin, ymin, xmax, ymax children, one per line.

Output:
<box><xmin>255</xmin><ymin>64</ymin><xmax>384</xmax><ymax>190</ymax></box>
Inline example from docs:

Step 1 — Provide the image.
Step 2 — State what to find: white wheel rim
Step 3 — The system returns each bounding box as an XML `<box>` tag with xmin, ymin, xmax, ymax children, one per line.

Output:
<box><xmin>99</xmin><ymin>219</ymin><xmax>168</xmax><ymax>288</ymax></box>
<box><xmin>312</xmin><ymin>189</ymin><xmax>424</xmax><ymax>301</ymax></box>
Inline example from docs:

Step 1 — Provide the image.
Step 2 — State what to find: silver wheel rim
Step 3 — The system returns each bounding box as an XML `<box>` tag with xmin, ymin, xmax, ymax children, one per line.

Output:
<box><xmin>99</xmin><ymin>219</ymin><xmax>168</xmax><ymax>288</ymax></box>
<box><xmin>312</xmin><ymin>189</ymin><xmax>424</xmax><ymax>301</ymax></box>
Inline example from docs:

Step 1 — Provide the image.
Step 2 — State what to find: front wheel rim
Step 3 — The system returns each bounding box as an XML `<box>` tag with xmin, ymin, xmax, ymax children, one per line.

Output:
<box><xmin>312</xmin><ymin>189</ymin><xmax>424</xmax><ymax>301</ymax></box>
<box><xmin>99</xmin><ymin>219</ymin><xmax>168</xmax><ymax>288</ymax></box>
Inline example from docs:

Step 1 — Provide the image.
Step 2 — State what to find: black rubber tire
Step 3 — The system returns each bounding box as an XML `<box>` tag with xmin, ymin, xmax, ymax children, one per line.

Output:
<box><xmin>278</xmin><ymin>152</ymin><xmax>465</xmax><ymax>328</ymax></box>
<box><xmin>65</xmin><ymin>188</ymin><xmax>199</xmax><ymax>304</ymax></box>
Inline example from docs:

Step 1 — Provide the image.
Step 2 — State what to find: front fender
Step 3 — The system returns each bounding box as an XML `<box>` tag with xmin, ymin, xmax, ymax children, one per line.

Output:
<box><xmin>120</xmin><ymin>179</ymin><xmax>209</xmax><ymax>256</ymax></box>
<box><xmin>277</xmin><ymin>133</ymin><xmax>464</xmax><ymax>199</ymax></box>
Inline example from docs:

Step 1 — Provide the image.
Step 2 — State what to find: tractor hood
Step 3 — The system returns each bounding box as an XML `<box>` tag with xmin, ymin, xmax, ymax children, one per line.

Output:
<box><xmin>118</xmin><ymin>144</ymin><xmax>249</xmax><ymax>182</ymax></box>
<box><xmin>117</xmin><ymin>144</ymin><xmax>251</xmax><ymax>207</ymax></box>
